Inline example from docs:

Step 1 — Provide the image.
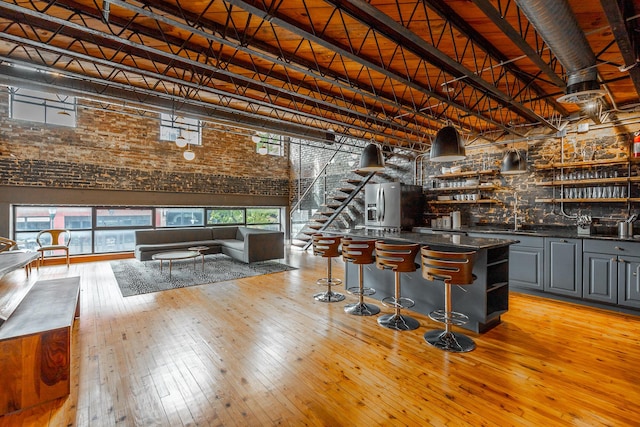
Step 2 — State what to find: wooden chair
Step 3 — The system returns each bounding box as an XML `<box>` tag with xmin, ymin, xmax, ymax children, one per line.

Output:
<box><xmin>0</xmin><ymin>237</ymin><xmax>17</xmax><ymax>253</ymax></box>
<box><xmin>341</xmin><ymin>237</ymin><xmax>379</xmax><ymax>316</ymax></box>
<box><xmin>36</xmin><ymin>229</ymin><xmax>71</xmax><ymax>267</ymax></box>
<box><xmin>421</xmin><ymin>248</ymin><xmax>477</xmax><ymax>353</ymax></box>
<box><xmin>374</xmin><ymin>241</ymin><xmax>421</xmax><ymax>330</ymax></box>
<box><xmin>311</xmin><ymin>234</ymin><xmax>345</xmax><ymax>302</ymax></box>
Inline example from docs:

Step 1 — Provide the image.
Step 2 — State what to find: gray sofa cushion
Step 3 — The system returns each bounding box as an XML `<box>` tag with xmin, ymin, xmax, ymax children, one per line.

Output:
<box><xmin>135</xmin><ymin>228</ymin><xmax>213</xmax><ymax>245</ymax></box>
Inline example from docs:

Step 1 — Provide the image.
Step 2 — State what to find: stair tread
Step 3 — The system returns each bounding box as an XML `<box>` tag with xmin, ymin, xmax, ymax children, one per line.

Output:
<box><xmin>344</xmin><ymin>178</ymin><xmax>362</xmax><ymax>185</ymax></box>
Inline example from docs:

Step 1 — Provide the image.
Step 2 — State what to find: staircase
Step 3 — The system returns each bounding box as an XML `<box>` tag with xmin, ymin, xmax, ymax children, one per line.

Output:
<box><xmin>291</xmin><ymin>169</ymin><xmax>376</xmax><ymax>250</ymax></box>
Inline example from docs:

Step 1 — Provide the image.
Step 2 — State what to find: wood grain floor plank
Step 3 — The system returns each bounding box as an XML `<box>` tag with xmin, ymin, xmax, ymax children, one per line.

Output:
<box><xmin>1</xmin><ymin>248</ymin><xmax>639</xmax><ymax>426</ymax></box>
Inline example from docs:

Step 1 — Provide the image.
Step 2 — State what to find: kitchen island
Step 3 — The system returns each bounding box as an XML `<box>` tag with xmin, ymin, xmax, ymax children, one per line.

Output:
<box><xmin>331</xmin><ymin>229</ymin><xmax>518</xmax><ymax>333</ymax></box>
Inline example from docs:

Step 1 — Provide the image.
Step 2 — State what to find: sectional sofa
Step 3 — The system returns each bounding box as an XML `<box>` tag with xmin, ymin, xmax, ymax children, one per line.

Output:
<box><xmin>134</xmin><ymin>226</ymin><xmax>284</xmax><ymax>263</ymax></box>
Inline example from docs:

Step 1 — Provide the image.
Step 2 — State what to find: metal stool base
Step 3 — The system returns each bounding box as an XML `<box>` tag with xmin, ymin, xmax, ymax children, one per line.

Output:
<box><xmin>377</xmin><ymin>313</ymin><xmax>420</xmax><ymax>331</ymax></box>
<box><xmin>424</xmin><ymin>329</ymin><xmax>475</xmax><ymax>353</ymax></box>
<box><xmin>313</xmin><ymin>291</ymin><xmax>346</xmax><ymax>302</ymax></box>
<box><xmin>344</xmin><ymin>302</ymin><xmax>380</xmax><ymax>316</ymax></box>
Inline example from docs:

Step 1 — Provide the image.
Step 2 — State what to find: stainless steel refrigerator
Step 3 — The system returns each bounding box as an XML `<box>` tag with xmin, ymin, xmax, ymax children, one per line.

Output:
<box><xmin>364</xmin><ymin>182</ymin><xmax>424</xmax><ymax>230</ymax></box>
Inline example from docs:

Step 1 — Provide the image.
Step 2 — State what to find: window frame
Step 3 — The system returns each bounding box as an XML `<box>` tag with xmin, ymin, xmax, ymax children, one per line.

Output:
<box><xmin>9</xmin><ymin>86</ymin><xmax>77</xmax><ymax>127</ymax></box>
<box><xmin>159</xmin><ymin>113</ymin><xmax>202</xmax><ymax>146</ymax></box>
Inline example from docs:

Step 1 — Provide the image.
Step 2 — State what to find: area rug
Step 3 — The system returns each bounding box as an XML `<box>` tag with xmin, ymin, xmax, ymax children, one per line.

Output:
<box><xmin>111</xmin><ymin>254</ymin><xmax>296</xmax><ymax>297</ymax></box>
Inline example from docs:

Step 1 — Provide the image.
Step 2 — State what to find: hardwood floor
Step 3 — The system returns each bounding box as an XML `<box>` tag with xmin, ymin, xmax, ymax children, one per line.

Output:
<box><xmin>1</xmin><ymin>248</ymin><xmax>639</xmax><ymax>426</ymax></box>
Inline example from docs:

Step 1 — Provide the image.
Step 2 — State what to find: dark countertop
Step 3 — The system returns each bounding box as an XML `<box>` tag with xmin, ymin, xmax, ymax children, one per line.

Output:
<box><xmin>413</xmin><ymin>225</ymin><xmax>640</xmax><ymax>242</ymax></box>
<box><xmin>329</xmin><ymin>228</ymin><xmax>518</xmax><ymax>250</ymax></box>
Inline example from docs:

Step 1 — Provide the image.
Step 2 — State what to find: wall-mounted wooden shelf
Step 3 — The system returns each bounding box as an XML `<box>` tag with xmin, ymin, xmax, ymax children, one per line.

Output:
<box><xmin>431</xmin><ymin>184</ymin><xmax>499</xmax><ymax>192</ymax></box>
<box><xmin>534</xmin><ymin>198</ymin><xmax>629</xmax><ymax>203</ymax></box>
<box><xmin>534</xmin><ymin>158</ymin><xmax>629</xmax><ymax>170</ymax></box>
<box><xmin>535</xmin><ymin>177</ymin><xmax>629</xmax><ymax>186</ymax></box>
<box><xmin>429</xmin><ymin>199</ymin><xmax>498</xmax><ymax>205</ymax></box>
<box><xmin>432</xmin><ymin>170</ymin><xmax>499</xmax><ymax>179</ymax></box>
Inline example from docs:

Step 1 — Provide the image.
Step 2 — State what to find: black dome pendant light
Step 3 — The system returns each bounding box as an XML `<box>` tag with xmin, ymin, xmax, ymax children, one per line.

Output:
<box><xmin>429</xmin><ymin>126</ymin><xmax>466</xmax><ymax>162</ymax></box>
<box><xmin>501</xmin><ymin>149</ymin><xmax>527</xmax><ymax>175</ymax></box>
<box><xmin>359</xmin><ymin>142</ymin><xmax>385</xmax><ymax>171</ymax></box>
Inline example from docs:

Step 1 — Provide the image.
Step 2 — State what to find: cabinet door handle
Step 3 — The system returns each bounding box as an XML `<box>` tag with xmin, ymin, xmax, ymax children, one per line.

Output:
<box><xmin>611</xmin><ymin>258</ymin><xmax>617</xmax><ymax>263</ymax></box>
<box><xmin>614</xmin><ymin>246</ymin><xmax>624</xmax><ymax>251</ymax></box>
<box><xmin>619</xmin><ymin>258</ymin><xmax>625</xmax><ymax>263</ymax></box>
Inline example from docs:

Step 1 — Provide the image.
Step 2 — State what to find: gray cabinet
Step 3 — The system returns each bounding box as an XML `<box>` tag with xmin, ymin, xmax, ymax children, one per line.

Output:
<box><xmin>508</xmin><ymin>237</ymin><xmax>544</xmax><ymax>291</ymax></box>
<box><xmin>619</xmin><ymin>255</ymin><xmax>640</xmax><ymax>309</ymax></box>
<box><xmin>583</xmin><ymin>251</ymin><xmax>617</xmax><ymax>303</ymax></box>
<box><xmin>467</xmin><ymin>233</ymin><xmax>544</xmax><ymax>291</ymax></box>
<box><xmin>545</xmin><ymin>238</ymin><xmax>582</xmax><ymax>297</ymax></box>
<box><xmin>583</xmin><ymin>240</ymin><xmax>640</xmax><ymax>308</ymax></box>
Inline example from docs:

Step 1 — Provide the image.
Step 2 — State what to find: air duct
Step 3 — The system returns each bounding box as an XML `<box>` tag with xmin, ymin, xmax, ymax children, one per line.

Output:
<box><xmin>515</xmin><ymin>0</ymin><xmax>605</xmax><ymax>104</ymax></box>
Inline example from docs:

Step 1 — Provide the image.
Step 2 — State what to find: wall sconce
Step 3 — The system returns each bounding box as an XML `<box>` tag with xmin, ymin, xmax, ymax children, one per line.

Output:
<box><xmin>359</xmin><ymin>142</ymin><xmax>385</xmax><ymax>171</ymax></box>
<box><xmin>429</xmin><ymin>126</ymin><xmax>466</xmax><ymax>162</ymax></box>
<box><xmin>501</xmin><ymin>149</ymin><xmax>527</xmax><ymax>175</ymax></box>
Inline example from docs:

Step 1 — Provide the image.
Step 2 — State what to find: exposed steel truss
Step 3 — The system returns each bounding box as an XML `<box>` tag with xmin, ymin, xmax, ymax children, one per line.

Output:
<box><xmin>0</xmin><ymin>0</ymin><xmax>636</xmax><ymax>152</ymax></box>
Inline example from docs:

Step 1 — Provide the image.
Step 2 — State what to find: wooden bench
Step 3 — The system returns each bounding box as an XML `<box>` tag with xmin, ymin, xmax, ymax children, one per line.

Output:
<box><xmin>0</xmin><ymin>277</ymin><xmax>80</xmax><ymax>415</ymax></box>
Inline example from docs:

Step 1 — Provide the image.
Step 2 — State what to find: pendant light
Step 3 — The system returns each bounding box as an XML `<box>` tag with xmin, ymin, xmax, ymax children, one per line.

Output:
<box><xmin>501</xmin><ymin>149</ymin><xmax>527</xmax><ymax>175</ymax></box>
<box><xmin>175</xmin><ymin>134</ymin><xmax>188</xmax><ymax>148</ymax></box>
<box><xmin>183</xmin><ymin>146</ymin><xmax>195</xmax><ymax>161</ymax></box>
<box><xmin>429</xmin><ymin>126</ymin><xmax>466</xmax><ymax>162</ymax></box>
<box><xmin>359</xmin><ymin>142</ymin><xmax>385</xmax><ymax>171</ymax></box>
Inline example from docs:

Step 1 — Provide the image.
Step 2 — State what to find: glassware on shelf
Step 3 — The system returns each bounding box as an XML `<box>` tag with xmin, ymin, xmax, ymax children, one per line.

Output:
<box><xmin>582</xmin><ymin>142</ymin><xmax>595</xmax><ymax>161</ymax></box>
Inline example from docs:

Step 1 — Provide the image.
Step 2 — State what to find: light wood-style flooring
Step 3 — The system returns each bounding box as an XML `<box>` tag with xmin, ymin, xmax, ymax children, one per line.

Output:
<box><xmin>1</xmin><ymin>248</ymin><xmax>639</xmax><ymax>426</ymax></box>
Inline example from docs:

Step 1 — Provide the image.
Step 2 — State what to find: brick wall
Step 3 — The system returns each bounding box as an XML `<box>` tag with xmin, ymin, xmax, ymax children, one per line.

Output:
<box><xmin>422</xmin><ymin>121</ymin><xmax>640</xmax><ymax>229</ymax></box>
<box><xmin>0</xmin><ymin>95</ymin><xmax>289</xmax><ymax>197</ymax></box>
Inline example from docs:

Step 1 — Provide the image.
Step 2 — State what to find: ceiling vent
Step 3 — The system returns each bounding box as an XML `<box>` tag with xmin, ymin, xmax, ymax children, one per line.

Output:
<box><xmin>515</xmin><ymin>0</ymin><xmax>604</xmax><ymax>105</ymax></box>
<box><xmin>556</xmin><ymin>70</ymin><xmax>606</xmax><ymax>104</ymax></box>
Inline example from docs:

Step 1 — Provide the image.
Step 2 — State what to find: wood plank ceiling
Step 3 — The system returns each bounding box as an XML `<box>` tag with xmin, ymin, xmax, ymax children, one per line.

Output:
<box><xmin>0</xmin><ymin>0</ymin><xmax>638</xmax><ymax>152</ymax></box>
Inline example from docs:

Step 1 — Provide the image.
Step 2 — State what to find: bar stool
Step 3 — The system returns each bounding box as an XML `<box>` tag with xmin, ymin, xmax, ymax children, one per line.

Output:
<box><xmin>421</xmin><ymin>248</ymin><xmax>477</xmax><ymax>353</ymax></box>
<box><xmin>374</xmin><ymin>241</ymin><xmax>421</xmax><ymax>331</ymax></box>
<box><xmin>341</xmin><ymin>237</ymin><xmax>380</xmax><ymax>316</ymax></box>
<box><xmin>311</xmin><ymin>234</ymin><xmax>345</xmax><ymax>302</ymax></box>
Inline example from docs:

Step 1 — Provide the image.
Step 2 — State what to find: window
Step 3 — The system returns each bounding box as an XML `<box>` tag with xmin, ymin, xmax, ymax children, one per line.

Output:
<box><xmin>96</xmin><ymin>208</ymin><xmax>153</xmax><ymax>227</ymax></box>
<box><xmin>246</xmin><ymin>208</ymin><xmax>281</xmax><ymax>230</ymax></box>
<box><xmin>206</xmin><ymin>209</ymin><xmax>245</xmax><ymax>225</ymax></box>
<box><xmin>14</xmin><ymin>207</ymin><xmax>91</xmax><ymax>254</ymax></box>
<box><xmin>253</xmin><ymin>133</ymin><xmax>283</xmax><ymax>156</ymax></box>
<box><xmin>160</xmin><ymin>113</ymin><xmax>201</xmax><ymax>146</ymax></box>
<box><xmin>157</xmin><ymin>208</ymin><xmax>205</xmax><ymax>227</ymax></box>
<box><xmin>13</xmin><ymin>205</ymin><xmax>283</xmax><ymax>255</ymax></box>
<box><xmin>9</xmin><ymin>87</ymin><xmax>76</xmax><ymax>127</ymax></box>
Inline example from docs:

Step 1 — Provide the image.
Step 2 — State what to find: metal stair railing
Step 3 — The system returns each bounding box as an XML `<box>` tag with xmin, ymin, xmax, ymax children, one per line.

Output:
<box><xmin>298</xmin><ymin>171</ymin><xmax>376</xmax><ymax>251</ymax></box>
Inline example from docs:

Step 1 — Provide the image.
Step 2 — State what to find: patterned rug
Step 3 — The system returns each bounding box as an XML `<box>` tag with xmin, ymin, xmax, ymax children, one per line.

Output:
<box><xmin>111</xmin><ymin>254</ymin><xmax>296</xmax><ymax>297</ymax></box>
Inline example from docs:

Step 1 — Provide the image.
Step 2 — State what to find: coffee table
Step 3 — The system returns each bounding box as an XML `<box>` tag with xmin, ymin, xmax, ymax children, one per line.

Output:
<box><xmin>151</xmin><ymin>250</ymin><xmax>200</xmax><ymax>279</ymax></box>
<box><xmin>188</xmin><ymin>246</ymin><xmax>209</xmax><ymax>271</ymax></box>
